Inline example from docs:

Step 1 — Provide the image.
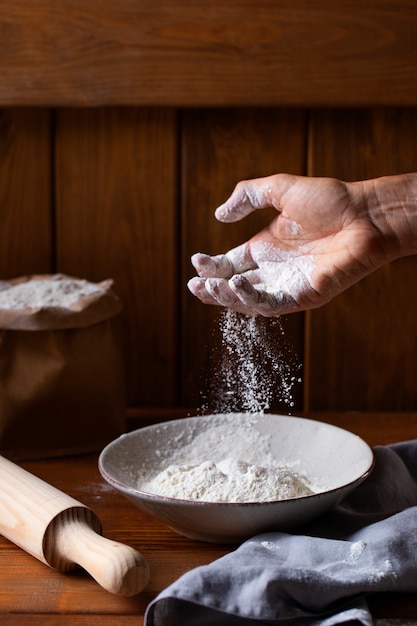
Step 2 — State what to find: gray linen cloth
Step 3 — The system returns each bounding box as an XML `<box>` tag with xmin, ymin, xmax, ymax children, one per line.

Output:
<box><xmin>145</xmin><ymin>441</ymin><xmax>417</xmax><ymax>625</ymax></box>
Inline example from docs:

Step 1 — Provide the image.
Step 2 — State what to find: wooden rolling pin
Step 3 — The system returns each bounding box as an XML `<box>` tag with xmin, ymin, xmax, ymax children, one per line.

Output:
<box><xmin>0</xmin><ymin>455</ymin><xmax>150</xmax><ymax>596</ymax></box>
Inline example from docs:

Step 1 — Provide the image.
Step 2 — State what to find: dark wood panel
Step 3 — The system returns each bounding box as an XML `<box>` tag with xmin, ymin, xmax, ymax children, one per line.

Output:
<box><xmin>181</xmin><ymin>108</ymin><xmax>307</xmax><ymax>411</ymax></box>
<box><xmin>1</xmin><ymin>1</ymin><xmax>417</xmax><ymax>106</ymax></box>
<box><xmin>306</xmin><ymin>108</ymin><xmax>417</xmax><ymax>411</ymax></box>
<box><xmin>0</xmin><ymin>109</ymin><xmax>53</xmax><ymax>278</ymax></box>
<box><xmin>55</xmin><ymin>108</ymin><xmax>179</xmax><ymax>407</ymax></box>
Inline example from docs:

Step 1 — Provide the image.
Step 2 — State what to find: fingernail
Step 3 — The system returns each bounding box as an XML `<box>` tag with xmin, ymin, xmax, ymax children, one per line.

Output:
<box><xmin>214</xmin><ymin>205</ymin><xmax>228</xmax><ymax>220</ymax></box>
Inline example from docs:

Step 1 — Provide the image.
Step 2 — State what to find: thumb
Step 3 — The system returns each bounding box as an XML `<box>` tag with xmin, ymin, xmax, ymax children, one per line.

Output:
<box><xmin>215</xmin><ymin>174</ymin><xmax>292</xmax><ymax>223</ymax></box>
<box><xmin>214</xmin><ymin>180</ymin><xmax>265</xmax><ymax>222</ymax></box>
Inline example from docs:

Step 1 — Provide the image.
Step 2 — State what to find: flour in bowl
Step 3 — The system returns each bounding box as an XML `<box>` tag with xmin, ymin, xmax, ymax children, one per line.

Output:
<box><xmin>140</xmin><ymin>457</ymin><xmax>313</xmax><ymax>503</ymax></box>
<box><xmin>137</xmin><ymin>418</ymin><xmax>315</xmax><ymax>503</ymax></box>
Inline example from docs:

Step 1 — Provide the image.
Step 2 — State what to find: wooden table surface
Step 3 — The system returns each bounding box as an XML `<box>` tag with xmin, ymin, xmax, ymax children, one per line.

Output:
<box><xmin>2</xmin><ymin>410</ymin><xmax>417</xmax><ymax>625</ymax></box>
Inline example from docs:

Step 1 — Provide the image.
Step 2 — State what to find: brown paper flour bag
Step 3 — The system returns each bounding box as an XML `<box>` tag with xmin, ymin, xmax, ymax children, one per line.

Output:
<box><xmin>0</xmin><ymin>274</ymin><xmax>126</xmax><ymax>460</ymax></box>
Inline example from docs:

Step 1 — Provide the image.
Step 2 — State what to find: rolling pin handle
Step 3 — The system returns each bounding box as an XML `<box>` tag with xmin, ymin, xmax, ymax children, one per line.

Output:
<box><xmin>0</xmin><ymin>455</ymin><xmax>150</xmax><ymax>595</ymax></box>
<box><xmin>52</xmin><ymin>513</ymin><xmax>150</xmax><ymax>596</ymax></box>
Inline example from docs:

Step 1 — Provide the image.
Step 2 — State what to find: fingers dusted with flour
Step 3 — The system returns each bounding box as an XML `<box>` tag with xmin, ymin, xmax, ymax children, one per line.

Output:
<box><xmin>191</xmin><ymin>242</ymin><xmax>256</xmax><ymax>279</ymax></box>
<box><xmin>228</xmin><ymin>275</ymin><xmax>299</xmax><ymax>317</ymax></box>
<box><xmin>188</xmin><ymin>241</ymin><xmax>261</xmax><ymax>313</ymax></box>
<box><xmin>187</xmin><ymin>242</ymin><xmax>315</xmax><ymax>317</ymax></box>
<box><xmin>187</xmin><ymin>276</ymin><xmax>257</xmax><ymax>316</ymax></box>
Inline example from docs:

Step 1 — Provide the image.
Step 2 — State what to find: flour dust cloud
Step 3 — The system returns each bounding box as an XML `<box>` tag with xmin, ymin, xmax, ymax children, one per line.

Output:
<box><xmin>204</xmin><ymin>310</ymin><xmax>301</xmax><ymax>414</ymax></box>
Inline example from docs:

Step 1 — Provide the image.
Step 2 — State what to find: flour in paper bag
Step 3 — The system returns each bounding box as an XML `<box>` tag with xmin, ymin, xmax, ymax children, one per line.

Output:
<box><xmin>0</xmin><ymin>275</ymin><xmax>103</xmax><ymax>310</ymax></box>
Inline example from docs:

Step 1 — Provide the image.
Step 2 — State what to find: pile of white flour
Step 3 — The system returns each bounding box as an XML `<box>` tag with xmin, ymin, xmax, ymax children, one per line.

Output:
<box><xmin>138</xmin><ymin>420</ymin><xmax>315</xmax><ymax>503</ymax></box>
<box><xmin>0</xmin><ymin>275</ymin><xmax>102</xmax><ymax>310</ymax></box>
<box><xmin>140</xmin><ymin>457</ymin><xmax>313</xmax><ymax>503</ymax></box>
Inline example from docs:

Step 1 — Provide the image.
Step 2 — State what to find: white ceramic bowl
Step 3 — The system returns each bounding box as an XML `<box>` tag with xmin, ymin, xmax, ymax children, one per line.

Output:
<box><xmin>98</xmin><ymin>413</ymin><xmax>374</xmax><ymax>543</ymax></box>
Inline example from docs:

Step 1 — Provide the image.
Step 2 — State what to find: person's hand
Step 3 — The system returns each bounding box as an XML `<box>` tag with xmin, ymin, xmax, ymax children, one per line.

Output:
<box><xmin>187</xmin><ymin>173</ymin><xmax>416</xmax><ymax>317</ymax></box>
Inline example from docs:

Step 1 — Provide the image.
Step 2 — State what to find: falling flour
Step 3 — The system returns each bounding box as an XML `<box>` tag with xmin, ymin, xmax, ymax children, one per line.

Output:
<box><xmin>205</xmin><ymin>310</ymin><xmax>301</xmax><ymax>413</ymax></box>
<box><xmin>200</xmin><ymin>242</ymin><xmax>310</xmax><ymax>413</ymax></box>
<box><xmin>0</xmin><ymin>275</ymin><xmax>103</xmax><ymax>310</ymax></box>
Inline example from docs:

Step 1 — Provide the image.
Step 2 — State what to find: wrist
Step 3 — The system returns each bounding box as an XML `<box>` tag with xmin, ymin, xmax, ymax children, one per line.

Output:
<box><xmin>357</xmin><ymin>173</ymin><xmax>417</xmax><ymax>261</ymax></box>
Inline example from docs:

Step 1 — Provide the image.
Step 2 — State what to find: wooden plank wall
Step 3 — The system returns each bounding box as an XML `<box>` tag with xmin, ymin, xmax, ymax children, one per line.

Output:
<box><xmin>1</xmin><ymin>1</ymin><xmax>417</xmax><ymax>107</ymax></box>
<box><xmin>1</xmin><ymin>107</ymin><xmax>416</xmax><ymax>414</ymax></box>
<box><xmin>306</xmin><ymin>109</ymin><xmax>417</xmax><ymax>411</ymax></box>
<box><xmin>1</xmin><ymin>0</ymin><xmax>417</xmax><ymax>417</ymax></box>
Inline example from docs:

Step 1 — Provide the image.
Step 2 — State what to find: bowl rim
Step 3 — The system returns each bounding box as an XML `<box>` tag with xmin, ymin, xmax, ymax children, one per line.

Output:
<box><xmin>98</xmin><ymin>413</ymin><xmax>375</xmax><ymax>507</ymax></box>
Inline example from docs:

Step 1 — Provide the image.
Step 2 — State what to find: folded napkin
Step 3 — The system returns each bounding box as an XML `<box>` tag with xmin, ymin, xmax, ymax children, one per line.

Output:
<box><xmin>145</xmin><ymin>441</ymin><xmax>417</xmax><ymax>625</ymax></box>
